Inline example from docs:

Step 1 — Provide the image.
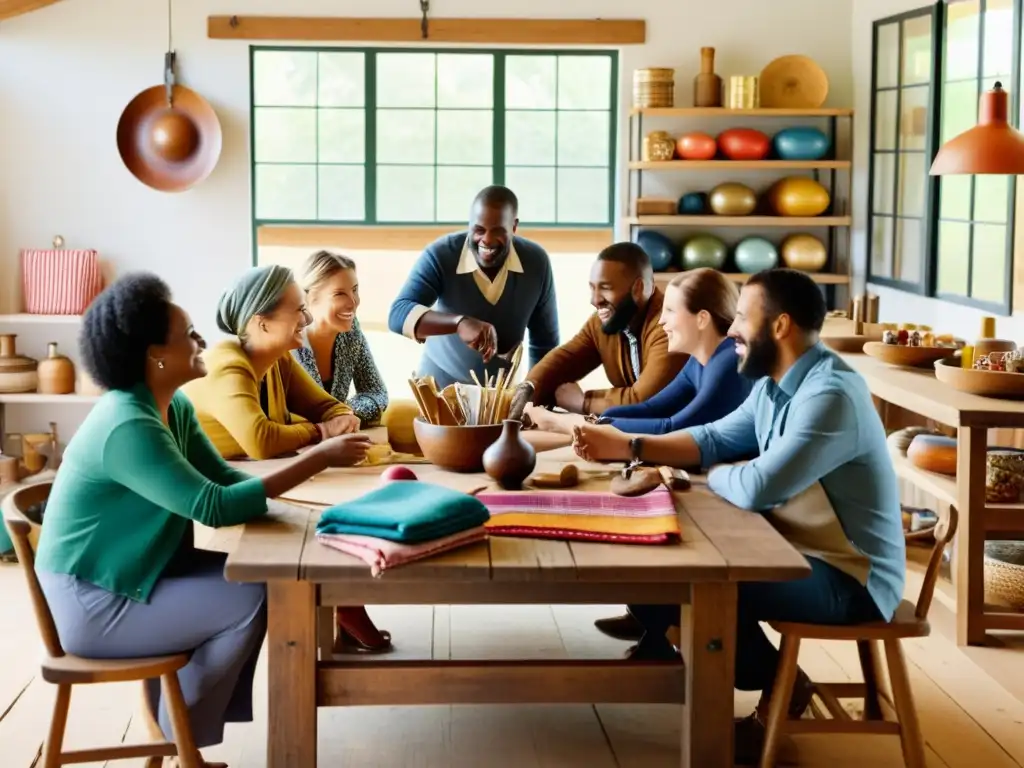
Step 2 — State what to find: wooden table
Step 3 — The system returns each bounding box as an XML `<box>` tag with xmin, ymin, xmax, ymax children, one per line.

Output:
<box><xmin>225</xmin><ymin>444</ymin><xmax>809</xmax><ymax>768</ymax></box>
<box><xmin>840</xmin><ymin>352</ymin><xmax>1024</xmax><ymax>646</ymax></box>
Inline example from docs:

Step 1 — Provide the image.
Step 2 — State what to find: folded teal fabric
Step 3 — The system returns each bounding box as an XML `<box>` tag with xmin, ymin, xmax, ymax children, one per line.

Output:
<box><xmin>315</xmin><ymin>481</ymin><xmax>491</xmax><ymax>543</ymax></box>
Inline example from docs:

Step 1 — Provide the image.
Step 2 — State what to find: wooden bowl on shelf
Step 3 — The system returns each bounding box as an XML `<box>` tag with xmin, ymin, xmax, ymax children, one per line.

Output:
<box><xmin>863</xmin><ymin>341</ymin><xmax>955</xmax><ymax>368</ymax></box>
<box><xmin>934</xmin><ymin>357</ymin><xmax>1024</xmax><ymax>399</ymax></box>
<box><xmin>412</xmin><ymin>418</ymin><xmax>503</xmax><ymax>473</ymax></box>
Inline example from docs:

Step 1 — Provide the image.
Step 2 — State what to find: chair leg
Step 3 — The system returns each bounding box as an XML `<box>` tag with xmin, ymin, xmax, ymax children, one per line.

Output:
<box><xmin>161</xmin><ymin>672</ymin><xmax>202</xmax><ymax>768</ymax></box>
<box><xmin>41</xmin><ymin>683</ymin><xmax>71</xmax><ymax>768</ymax></box>
<box><xmin>857</xmin><ymin>640</ymin><xmax>884</xmax><ymax>720</ymax></box>
<box><xmin>883</xmin><ymin>639</ymin><xmax>927</xmax><ymax>768</ymax></box>
<box><xmin>758</xmin><ymin>634</ymin><xmax>802</xmax><ymax>768</ymax></box>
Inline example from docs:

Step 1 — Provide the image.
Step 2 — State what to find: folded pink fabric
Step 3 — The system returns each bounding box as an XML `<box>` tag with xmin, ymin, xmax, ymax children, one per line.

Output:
<box><xmin>315</xmin><ymin>526</ymin><xmax>488</xmax><ymax>577</ymax></box>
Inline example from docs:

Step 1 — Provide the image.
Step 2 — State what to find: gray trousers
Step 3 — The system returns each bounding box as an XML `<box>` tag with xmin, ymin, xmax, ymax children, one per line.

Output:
<box><xmin>38</xmin><ymin>549</ymin><xmax>267</xmax><ymax>748</ymax></box>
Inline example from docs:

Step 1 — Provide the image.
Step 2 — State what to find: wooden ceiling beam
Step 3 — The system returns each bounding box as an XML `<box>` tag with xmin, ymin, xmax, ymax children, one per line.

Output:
<box><xmin>208</xmin><ymin>15</ymin><xmax>646</xmax><ymax>45</ymax></box>
<box><xmin>0</xmin><ymin>0</ymin><xmax>63</xmax><ymax>22</ymax></box>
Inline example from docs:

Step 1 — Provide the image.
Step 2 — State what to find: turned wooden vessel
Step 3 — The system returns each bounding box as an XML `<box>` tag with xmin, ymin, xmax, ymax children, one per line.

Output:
<box><xmin>0</xmin><ymin>334</ymin><xmax>38</xmax><ymax>393</ymax></box>
<box><xmin>36</xmin><ymin>342</ymin><xmax>76</xmax><ymax>395</ymax></box>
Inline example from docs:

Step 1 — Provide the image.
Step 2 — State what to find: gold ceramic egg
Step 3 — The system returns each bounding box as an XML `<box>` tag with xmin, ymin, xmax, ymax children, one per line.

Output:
<box><xmin>780</xmin><ymin>234</ymin><xmax>828</xmax><ymax>272</ymax></box>
<box><xmin>768</xmin><ymin>177</ymin><xmax>831</xmax><ymax>217</ymax></box>
<box><xmin>709</xmin><ymin>182</ymin><xmax>757</xmax><ymax>216</ymax></box>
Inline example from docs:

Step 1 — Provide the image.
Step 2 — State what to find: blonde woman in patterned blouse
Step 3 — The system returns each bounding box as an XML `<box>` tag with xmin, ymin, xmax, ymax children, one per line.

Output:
<box><xmin>293</xmin><ymin>251</ymin><xmax>389</xmax><ymax>427</ymax></box>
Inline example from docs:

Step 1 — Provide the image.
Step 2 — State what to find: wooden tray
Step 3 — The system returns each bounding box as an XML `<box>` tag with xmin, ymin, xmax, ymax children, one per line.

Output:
<box><xmin>934</xmin><ymin>357</ymin><xmax>1024</xmax><ymax>399</ymax></box>
<box><xmin>822</xmin><ymin>335</ymin><xmax>869</xmax><ymax>353</ymax></box>
<box><xmin>863</xmin><ymin>341</ymin><xmax>955</xmax><ymax>368</ymax></box>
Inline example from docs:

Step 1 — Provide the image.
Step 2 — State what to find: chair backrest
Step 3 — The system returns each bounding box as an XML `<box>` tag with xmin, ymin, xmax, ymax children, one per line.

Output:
<box><xmin>1</xmin><ymin>482</ymin><xmax>64</xmax><ymax>658</ymax></box>
<box><xmin>915</xmin><ymin>503</ymin><xmax>959</xmax><ymax>620</ymax></box>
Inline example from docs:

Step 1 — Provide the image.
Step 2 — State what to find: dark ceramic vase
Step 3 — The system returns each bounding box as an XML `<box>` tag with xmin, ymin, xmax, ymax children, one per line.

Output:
<box><xmin>483</xmin><ymin>419</ymin><xmax>537</xmax><ymax>490</ymax></box>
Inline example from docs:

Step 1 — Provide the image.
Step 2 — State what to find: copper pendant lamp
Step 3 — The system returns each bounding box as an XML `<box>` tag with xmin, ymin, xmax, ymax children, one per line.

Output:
<box><xmin>930</xmin><ymin>82</ymin><xmax>1024</xmax><ymax>175</ymax></box>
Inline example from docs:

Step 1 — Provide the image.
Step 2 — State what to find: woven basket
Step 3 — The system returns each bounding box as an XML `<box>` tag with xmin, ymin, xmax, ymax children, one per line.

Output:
<box><xmin>984</xmin><ymin>541</ymin><xmax>1024</xmax><ymax>610</ymax></box>
<box><xmin>634</xmin><ymin>68</ymin><xmax>675</xmax><ymax>108</ymax></box>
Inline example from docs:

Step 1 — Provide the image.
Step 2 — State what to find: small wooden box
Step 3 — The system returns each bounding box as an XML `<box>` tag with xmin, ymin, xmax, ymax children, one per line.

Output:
<box><xmin>636</xmin><ymin>197</ymin><xmax>678</xmax><ymax>215</ymax></box>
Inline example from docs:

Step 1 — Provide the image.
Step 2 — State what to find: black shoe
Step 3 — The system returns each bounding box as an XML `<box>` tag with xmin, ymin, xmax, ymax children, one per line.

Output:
<box><xmin>594</xmin><ymin>612</ymin><xmax>646</xmax><ymax>641</ymax></box>
<box><xmin>624</xmin><ymin>634</ymin><xmax>681</xmax><ymax>661</ymax></box>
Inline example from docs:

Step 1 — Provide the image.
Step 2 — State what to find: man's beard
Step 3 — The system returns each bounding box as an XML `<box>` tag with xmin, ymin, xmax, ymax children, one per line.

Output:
<box><xmin>737</xmin><ymin>323</ymin><xmax>778</xmax><ymax>380</ymax></box>
<box><xmin>599</xmin><ymin>295</ymin><xmax>639</xmax><ymax>335</ymax></box>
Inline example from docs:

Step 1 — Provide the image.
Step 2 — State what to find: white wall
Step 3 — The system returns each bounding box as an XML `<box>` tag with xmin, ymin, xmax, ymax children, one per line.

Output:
<box><xmin>0</xmin><ymin>0</ymin><xmax>853</xmax><ymax>434</ymax></box>
<box><xmin>852</xmin><ymin>0</ymin><xmax>1024</xmax><ymax>340</ymax></box>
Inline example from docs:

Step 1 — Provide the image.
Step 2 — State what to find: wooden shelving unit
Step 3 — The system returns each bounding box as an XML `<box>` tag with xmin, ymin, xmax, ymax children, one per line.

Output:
<box><xmin>653</xmin><ymin>271</ymin><xmax>849</xmax><ymax>286</ymax></box>
<box><xmin>626</xmin><ymin>106</ymin><xmax>855</xmax><ymax>309</ymax></box>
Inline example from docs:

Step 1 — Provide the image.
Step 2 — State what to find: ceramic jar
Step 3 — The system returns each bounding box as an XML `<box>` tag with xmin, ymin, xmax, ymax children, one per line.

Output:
<box><xmin>36</xmin><ymin>342</ymin><xmax>76</xmax><ymax>395</ymax></box>
<box><xmin>482</xmin><ymin>419</ymin><xmax>537</xmax><ymax>490</ymax></box>
<box><xmin>643</xmin><ymin>131</ymin><xmax>676</xmax><ymax>162</ymax></box>
<box><xmin>0</xmin><ymin>334</ymin><xmax>38</xmax><ymax>393</ymax></box>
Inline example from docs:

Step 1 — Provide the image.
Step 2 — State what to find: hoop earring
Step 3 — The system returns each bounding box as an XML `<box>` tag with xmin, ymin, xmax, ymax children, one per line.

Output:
<box><xmin>157</xmin><ymin>359</ymin><xmax>165</xmax><ymax>370</ymax></box>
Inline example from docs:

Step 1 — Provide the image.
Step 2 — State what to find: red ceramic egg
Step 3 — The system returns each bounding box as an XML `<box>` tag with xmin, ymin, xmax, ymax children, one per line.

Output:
<box><xmin>717</xmin><ymin>128</ymin><xmax>771</xmax><ymax>161</ymax></box>
<box><xmin>380</xmin><ymin>465</ymin><xmax>418</xmax><ymax>483</ymax></box>
<box><xmin>675</xmin><ymin>132</ymin><xmax>717</xmax><ymax>160</ymax></box>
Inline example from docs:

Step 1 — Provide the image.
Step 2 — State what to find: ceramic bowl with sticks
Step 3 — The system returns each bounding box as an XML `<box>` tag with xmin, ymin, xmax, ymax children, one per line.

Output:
<box><xmin>412</xmin><ymin>418</ymin><xmax>504</xmax><ymax>472</ymax></box>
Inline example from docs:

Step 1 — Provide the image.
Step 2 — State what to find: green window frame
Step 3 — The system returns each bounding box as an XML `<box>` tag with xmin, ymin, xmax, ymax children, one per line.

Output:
<box><xmin>249</xmin><ymin>46</ymin><xmax>618</xmax><ymax>230</ymax></box>
<box><xmin>866</xmin><ymin>0</ymin><xmax>1022</xmax><ymax>315</ymax></box>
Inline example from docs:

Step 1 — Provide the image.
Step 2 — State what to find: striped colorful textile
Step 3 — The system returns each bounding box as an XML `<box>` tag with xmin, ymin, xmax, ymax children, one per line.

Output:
<box><xmin>477</xmin><ymin>486</ymin><xmax>681</xmax><ymax>544</ymax></box>
<box><xmin>20</xmin><ymin>248</ymin><xmax>103</xmax><ymax>315</ymax></box>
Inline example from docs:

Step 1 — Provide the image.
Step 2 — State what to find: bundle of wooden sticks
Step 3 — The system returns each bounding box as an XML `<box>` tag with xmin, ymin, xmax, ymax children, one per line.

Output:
<box><xmin>408</xmin><ymin>344</ymin><xmax>526</xmax><ymax>426</ymax></box>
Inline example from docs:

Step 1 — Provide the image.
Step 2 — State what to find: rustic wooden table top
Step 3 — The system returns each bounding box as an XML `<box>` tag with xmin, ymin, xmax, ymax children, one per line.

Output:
<box><xmin>224</xmin><ymin>441</ymin><xmax>810</xmax><ymax>588</ymax></box>
<box><xmin>840</xmin><ymin>351</ymin><xmax>1024</xmax><ymax>429</ymax></box>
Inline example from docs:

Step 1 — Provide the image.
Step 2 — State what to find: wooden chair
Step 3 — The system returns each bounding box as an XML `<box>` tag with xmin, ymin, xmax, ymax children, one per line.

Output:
<box><xmin>758</xmin><ymin>504</ymin><xmax>959</xmax><ymax>768</ymax></box>
<box><xmin>2</xmin><ymin>482</ymin><xmax>202</xmax><ymax>768</ymax></box>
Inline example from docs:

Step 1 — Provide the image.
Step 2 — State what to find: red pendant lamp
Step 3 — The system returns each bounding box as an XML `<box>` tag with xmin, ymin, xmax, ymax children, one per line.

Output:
<box><xmin>930</xmin><ymin>82</ymin><xmax>1024</xmax><ymax>175</ymax></box>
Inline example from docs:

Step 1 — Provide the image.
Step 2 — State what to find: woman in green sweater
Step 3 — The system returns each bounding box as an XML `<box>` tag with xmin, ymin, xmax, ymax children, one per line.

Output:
<box><xmin>33</xmin><ymin>273</ymin><xmax>372</xmax><ymax>765</ymax></box>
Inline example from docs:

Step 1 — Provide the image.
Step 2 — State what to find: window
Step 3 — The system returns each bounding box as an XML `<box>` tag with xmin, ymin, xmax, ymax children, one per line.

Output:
<box><xmin>250</xmin><ymin>47</ymin><xmax>617</xmax><ymax>227</ymax></box>
<box><xmin>866</xmin><ymin>1</ymin><xmax>1022</xmax><ymax>313</ymax></box>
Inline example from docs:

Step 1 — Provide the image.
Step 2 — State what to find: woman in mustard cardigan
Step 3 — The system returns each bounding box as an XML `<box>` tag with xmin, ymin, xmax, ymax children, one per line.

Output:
<box><xmin>182</xmin><ymin>264</ymin><xmax>393</xmax><ymax>654</ymax></box>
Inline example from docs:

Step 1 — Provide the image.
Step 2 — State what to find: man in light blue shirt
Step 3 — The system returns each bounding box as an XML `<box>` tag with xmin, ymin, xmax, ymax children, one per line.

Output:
<box><xmin>571</xmin><ymin>268</ymin><xmax>905</xmax><ymax>761</ymax></box>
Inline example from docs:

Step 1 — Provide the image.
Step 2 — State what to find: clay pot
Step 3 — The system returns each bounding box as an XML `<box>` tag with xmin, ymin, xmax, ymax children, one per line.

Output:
<box><xmin>36</xmin><ymin>342</ymin><xmax>76</xmax><ymax>395</ymax></box>
<box><xmin>717</xmin><ymin>128</ymin><xmax>771</xmax><ymax>160</ymax></box>
<box><xmin>676</xmin><ymin>132</ymin><xmax>717</xmax><ymax>160</ymax></box>
<box><xmin>0</xmin><ymin>334</ymin><xmax>38</xmax><ymax>394</ymax></box>
<box><xmin>483</xmin><ymin>419</ymin><xmax>537</xmax><ymax>490</ymax></box>
<box><xmin>413</xmin><ymin>418</ymin><xmax>502</xmax><ymax>472</ymax></box>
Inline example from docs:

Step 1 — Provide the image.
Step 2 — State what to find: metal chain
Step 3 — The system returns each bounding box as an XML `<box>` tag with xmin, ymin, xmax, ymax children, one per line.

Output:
<box><xmin>420</xmin><ymin>0</ymin><xmax>429</xmax><ymax>38</ymax></box>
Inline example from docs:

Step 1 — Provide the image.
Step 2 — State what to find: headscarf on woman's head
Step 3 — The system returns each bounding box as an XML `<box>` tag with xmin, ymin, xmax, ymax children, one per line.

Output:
<box><xmin>216</xmin><ymin>264</ymin><xmax>295</xmax><ymax>338</ymax></box>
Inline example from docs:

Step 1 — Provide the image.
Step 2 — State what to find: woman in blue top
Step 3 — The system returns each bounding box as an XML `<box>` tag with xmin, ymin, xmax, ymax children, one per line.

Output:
<box><xmin>526</xmin><ymin>267</ymin><xmax>751</xmax><ymax>438</ymax></box>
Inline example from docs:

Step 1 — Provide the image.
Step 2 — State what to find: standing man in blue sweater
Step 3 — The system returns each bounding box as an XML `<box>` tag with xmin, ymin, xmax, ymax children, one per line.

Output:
<box><xmin>388</xmin><ymin>186</ymin><xmax>560</xmax><ymax>389</ymax></box>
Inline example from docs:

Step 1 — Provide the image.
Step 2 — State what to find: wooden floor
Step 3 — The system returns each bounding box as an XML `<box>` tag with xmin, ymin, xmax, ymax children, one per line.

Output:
<box><xmin>2</xmin><ymin>555</ymin><xmax>1024</xmax><ymax>767</ymax></box>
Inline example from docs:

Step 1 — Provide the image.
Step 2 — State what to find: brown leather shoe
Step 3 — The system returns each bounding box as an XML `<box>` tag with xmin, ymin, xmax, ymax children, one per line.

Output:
<box><xmin>594</xmin><ymin>612</ymin><xmax>645</xmax><ymax>641</ymax></box>
<box><xmin>733</xmin><ymin>667</ymin><xmax>815</xmax><ymax>764</ymax></box>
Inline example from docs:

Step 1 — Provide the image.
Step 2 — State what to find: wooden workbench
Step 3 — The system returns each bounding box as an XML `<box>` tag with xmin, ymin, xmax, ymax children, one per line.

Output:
<box><xmin>225</xmin><ymin>446</ymin><xmax>810</xmax><ymax>768</ymax></box>
<box><xmin>840</xmin><ymin>352</ymin><xmax>1024</xmax><ymax>646</ymax></box>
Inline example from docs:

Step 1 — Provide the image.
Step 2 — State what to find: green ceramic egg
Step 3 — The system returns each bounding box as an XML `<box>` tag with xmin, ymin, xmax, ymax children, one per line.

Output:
<box><xmin>682</xmin><ymin>235</ymin><xmax>728</xmax><ymax>270</ymax></box>
<box><xmin>733</xmin><ymin>237</ymin><xmax>779</xmax><ymax>274</ymax></box>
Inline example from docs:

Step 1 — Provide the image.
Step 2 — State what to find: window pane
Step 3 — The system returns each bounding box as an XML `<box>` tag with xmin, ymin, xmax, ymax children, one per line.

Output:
<box><xmin>255</xmin><ymin>164</ymin><xmax>317</xmax><ymax>220</ymax></box>
<box><xmin>506</xmin><ymin>56</ymin><xmax>557</xmax><ymax>109</ymax></box>
<box><xmin>902</xmin><ymin>14</ymin><xmax>934</xmax><ymax>86</ymax></box>
<box><xmin>897</xmin><ymin>153</ymin><xmax>926</xmax><ymax>217</ymax></box>
<box><xmin>940</xmin><ymin>174</ymin><xmax>973</xmax><ymax>219</ymax></box>
<box><xmin>945</xmin><ymin>1</ymin><xmax>980</xmax><ymax>81</ymax></box>
<box><xmin>557</xmin><ymin>111</ymin><xmax>610</xmax><ymax>166</ymax></box>
<box><xmin>984</xmin><ymin>0</ymin><xmax>1014</xmax><ymax>78</ymax></box>
<box><xmin>874</xmin><ymin>90</ymin><xmax>898</xmax><ymax>150</ymax></box>
<box><xmin>254</xmin><ymin>109</ymin><xmax>316</xmax><ymax>163</ymax></box>
<box><xmin>974</xmin><ymin>175</ymin><xmax>1010</xmax><ymax>222</ymax></box>
<box><xmin>318</xmin><ymin>165</ymin><xmax>365</xmax><ymax>220</ymax></box>
<box><xmin>506</xmin><ymin>111</ymin><xmax>555</xmax><ymax>165</ymax></box>
<box><xmin>318</xmin><ymin>52</ymin><xmax>365</xmax><ymax>107</ymax></box>
<box><xmin>437</xmin><ymin>166</ymin><xmax>494</xmax><ymax>222</ymax></box>
<box><xmin>899</xmin><ymin>86</ymin><xmax>929</xmax><ymax>150</ymax></box>
<box><xmin>557</xmin><ymin>168</ymin><xmax>608</xmax><ymax>223</ymax></box>
<box><xmin>437</xmin><ymin>54</ymin><xmax>493</xmax><ymax>108</ymax></box>
<box><xmin>872</xmin><ymin>153</ymin><xmax>896</xmax><ymax>214</ymax></box>
<box><xmin>942</xmin><ymin>80</ymin><xmax>979</xmax><ymax>142</ymax></box>
<box><xmin>436</xmin><ymin>110</ymin><xmax>493</xmax><ymax>166</ymax></box>
<box><xmin>318</xmin><ymin>109</ymin><xmax>365</xmax><ymax>163</ymax></box>
<box><xmin>876</xmin><ymin>23</ymin><xmax>900</xmax><ymax>89</ymax></box>
<box><xmin>558</xmin><ymin>56</ymin><xmax>612</xmax><ymax>109</ymax></box>
<box><xmin>971</xmin><ymin>224</ymin><xmax>1008</xmax><ymax>301</ymax></box>
<box><xmin>896</xmin><ymin>217</ymin><xmax>923</xmax><ymax>283</ymax></box>
<box><xmin>377</xmin><ymin>53</ymin><xmax>436</xmax><ymax>108</ymax></box>
<box><xmin>377</xmin><ymin>166</ymin><xmax>434</xmax><ymax>221</ymax></box>
<box><xmin>505</xmin><ymin>167</ymin><xmax>555</xmax><ymax>223</ymax></box>
<box><xmin>871</xmin><ymin>216</ymin><xmax>894</xmax><ymax>277</ymax></box>
<box><xmin>937</xmin><ymin>221</ymin><xmax>971</xmax><ymax>294</ymax></box>
<box><xmin>376</xmin><ymin>110</ymin><xmax>435</xmax><ymax>164</ymax></box>
<box><xmin>253</xmin><ymin>51</ymin><xmax>317</xmax><ymax>107</ymax></box>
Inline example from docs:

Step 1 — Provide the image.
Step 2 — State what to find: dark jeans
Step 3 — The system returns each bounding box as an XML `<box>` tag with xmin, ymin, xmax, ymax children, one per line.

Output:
<box><xmin>629</xmin><ymin>557</ymin><xmax>882</xmax><ymax>693</ymax></box>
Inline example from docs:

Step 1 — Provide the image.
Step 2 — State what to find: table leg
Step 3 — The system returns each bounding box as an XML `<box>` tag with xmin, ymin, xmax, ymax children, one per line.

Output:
<box><xmin>680</xmin><ymin>581</ymin><xmax>737</xmax><ymax>768</ymax></box>
<box><xmin>955</xmin><ymin>426</ymin><xmax>987</xmax><ymax>646</ymax></box>
<box><xmin>267</xmin><ymin>580</ymin><xmax>317</xmax><ymax>768</ymax></box>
